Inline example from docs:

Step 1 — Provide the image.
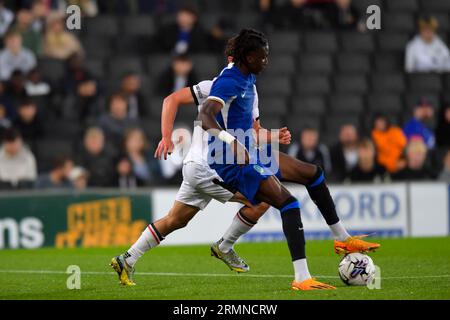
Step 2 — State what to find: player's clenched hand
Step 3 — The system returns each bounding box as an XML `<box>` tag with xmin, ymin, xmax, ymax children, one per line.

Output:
<box><xmin>154</xmin><ymin>136</ymin><xmax>174</xmax><ymax>160</ymax></box>
<box><xmin>278</xmin><ymin>127</ymin><xmax>291</xmax><ymax>145</ymax></box>
<box><xmin>232</xmin><ymin>140</ymin><xmax>250</xmax><ymax>166</ymax></box>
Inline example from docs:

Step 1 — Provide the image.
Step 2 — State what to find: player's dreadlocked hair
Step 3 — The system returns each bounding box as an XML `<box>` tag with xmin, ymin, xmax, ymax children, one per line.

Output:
<box><xmin>224</xmin><ymin>35</ymin><xmax>237</xmax><ymax>58</ymax></box>
<box><xmin>232</xmin><ymin>28</ymin><xmax>268</xmax><ymax>66</ymax></box>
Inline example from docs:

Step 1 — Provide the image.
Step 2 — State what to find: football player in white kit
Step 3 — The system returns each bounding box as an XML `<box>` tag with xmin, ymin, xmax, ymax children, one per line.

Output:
<box><xmin>110</xmin><ymin>35</ymin><xmax>379</xmax><ymax>289</ymax></box>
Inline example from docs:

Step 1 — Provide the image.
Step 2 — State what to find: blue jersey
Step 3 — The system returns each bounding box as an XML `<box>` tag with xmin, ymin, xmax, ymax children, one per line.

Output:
<box><xmin>205</xmin><ymin>65</ymin><xmax>275</xmax><ymax>204</ymax></box>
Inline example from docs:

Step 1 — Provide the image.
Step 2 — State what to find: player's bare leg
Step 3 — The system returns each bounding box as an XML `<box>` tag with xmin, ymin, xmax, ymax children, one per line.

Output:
<box><xmin>277</xmin><ymin>152</ymin><xmax>380</xmax><ymax>254</ymax></box>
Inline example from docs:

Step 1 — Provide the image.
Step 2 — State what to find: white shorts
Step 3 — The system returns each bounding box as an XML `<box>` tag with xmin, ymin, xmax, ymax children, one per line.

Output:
<box><xmin>175</xmin><ymin>161</ymin><xmax>234</xmax><ymax>210</ymax></box>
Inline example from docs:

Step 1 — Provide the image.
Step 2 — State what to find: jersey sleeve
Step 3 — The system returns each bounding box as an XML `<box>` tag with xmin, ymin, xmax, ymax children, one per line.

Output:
<box><xmin>252</xmin><ymin>85</ymin><xmax>260</xmax><ymax>121</ymax></box>
<box><xmin>207</xmin><ymin>76</ymin><xmax>239</xmax><ymax>107</ymax></box>
<box><xmin>190</xmin><ymin>80</ymin><xmax>213</xmax><ymax>106</ymax></box>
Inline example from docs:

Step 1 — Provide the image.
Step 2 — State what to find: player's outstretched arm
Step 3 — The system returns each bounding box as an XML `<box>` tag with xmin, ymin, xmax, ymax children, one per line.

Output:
<box><xmin>253</xmin><ymin>120</ymin><xmax>292</xmax><ymax>145</ymax></box>
<box><xmin>155</xmin><ymin>87</ymin><xmax>194</xmax><ymax>160</ymax></box>
<box><xmin>200</xmin><ymin>99</ymin><xmax>249</xmax><ymax>165</ymax></box>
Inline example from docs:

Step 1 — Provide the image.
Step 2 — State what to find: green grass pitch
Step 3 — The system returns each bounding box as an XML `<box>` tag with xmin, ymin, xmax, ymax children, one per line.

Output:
<box><xmin>0</xmin><ymin>237</ymin><xmax>450</xmax><ymax>300</ymax></box>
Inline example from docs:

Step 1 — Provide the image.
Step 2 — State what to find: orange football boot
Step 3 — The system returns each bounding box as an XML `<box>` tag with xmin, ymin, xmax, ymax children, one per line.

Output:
<box><xmin>334</xmin><ymin>235</ymin><xmax>380</xmax><ymax>254</ymax></box>
<box><xmin>291</xmin><ymin>278</ymin><xmax>336</xmax><ymax>291</ymax></box>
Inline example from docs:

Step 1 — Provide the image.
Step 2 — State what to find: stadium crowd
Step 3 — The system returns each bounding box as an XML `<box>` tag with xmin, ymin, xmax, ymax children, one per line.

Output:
<box><xmin>0</xmin><ymin>0</ymin><xmax>450</xmax><ymax>191</ymax></box>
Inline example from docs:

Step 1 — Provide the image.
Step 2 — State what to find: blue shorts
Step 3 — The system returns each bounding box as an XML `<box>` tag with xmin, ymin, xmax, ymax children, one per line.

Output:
<box><xmin>257</xmin><ymin>144</ymin><xmax>282</xmax><ymax>180</ymax></box>
<box><xmin>211</xmin><ymin>161</ymin><xmax>275</xmax><ymax>205</ymax></box>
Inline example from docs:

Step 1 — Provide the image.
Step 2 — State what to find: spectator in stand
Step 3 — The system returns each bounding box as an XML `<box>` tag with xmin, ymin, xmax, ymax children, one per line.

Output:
<box><xmin>371</xmin><ymin>114</ymin><xmax>407</xmax><ymax>173</ymax></box>
<box><xmin>403</xmin><ymin>98</ymin><xmax>436</xmax><ymax>150</ymax></box>
<box><xmin>157</xmin><ymin>54</ymin><xmax>198</xmax><ymax>96</ymax></box>
<box><xmin>68</xmin><ymin>166</ymin><xmax>89</xmax><ymax>190</ymax></box>
<box><xmin>392</xmin><ymin>139</ymin><xmax>432</xmax><ymax>181</ymax></box>
<box><xmin>76</xmin><ymin>127</ymin><xmax>115</xmax><ymax>187</ymax></box>
<box><xmin>63</xmin><ymin>53</ymin><xmax>93</xmax><ymax>93</ymax></box>
<box><xmin>43</xmin><ymin>12</ymin><xmax>84</xmax><ymax>60</ymax></box>
<box><xmin>0</xmin><ymin>128</ymin><xmax>37</xmax><ymax>188</ymax></box>
<box><xmin>349</xmin><ymin>138</ymin><xmax>386</xmax><ymax>183</ymax></box>
<box><xmin>329</xmin><ymin>124</ymin><xmax>359</xmax><ymax>181</ymax></box>
<box><xmin>0</xmin><ymin>103</ymin><xmax>11</xmax><ymax>140</ymax></box>
<box><xmin>271</xmin><ymin>0</ymin><xmax>317</xmax><ymax>30</ymax></box>
<box><xmin>119</xmin><ymin>72</ymin><xmax>147</xmax><ymax>119</ymax></box>
<box><xmin>438</xmin><ymin>150</ymin><xmax>450</xmax><ymax>183</ymax></box>
<box><xmin>157</xmin><ymin>5</ymin><xmax>208</xmax><ymax>54</ymax></box>
<box><xmin>405</xmin><ymin>15</ymin><xmax>450</xmax><ymax>73</ymax></box>
<box><xmin>288</xmin><ymin>127</ymin><xmax>331</xmax><ymax>174</ymax></box>
<box><xmin>0</xmin><ymin>0</ymin><xmax>14</xmax><ymax>38</ymax></box>
<box><xmin>98</xmin><ymin>93</ymin><xmax>140</xmax><ymax>146</ymax></box>
<box><xmin>25</xmin><ymin>67</ymin><xmax>51</xmax><ymax>97</ymax></box>
<box><xmin>123</xmin><ymin>128</ymin><xmax>163</xmax><ymax>185</ymax></box>
<box><xmin>327</xmin><ymin>0</ymin><xmax>364</xmax><ymax>31</ymax></box>
<box><xmin>3</xmin><ymin>70</ymin><xmax>28</xmax><ymax>108</ymax></box>
<box><xmin>436</xmin><ymin>104</ymin><xmax>450</xmax><ymax>147</ymax></box>
<box><xmin>63</xmin><ymin>75</ymin><xmax>103</xmax><ymax>122</ymax></box>
<box><xmin>0</xmin><ymin>31</ymin><xmax>37</xmax><ymax>81</ymax></box>
<box><xmin>35</xmin><ymin>155</ymin><xmax>74</xmax><ymax>189</ymax></box>
<box><xmin>30</xmin><ymin>0</ymin><xmax>50</xmax><ymax>34</ymax></box>
<box><xmin>13</xmin><ymin>99</ymin><xmax>43</xmax><ymax>153</ymax></box>
<box><xmin>12</xmin><ymin>8</ymin><xmax>43</xmax><ymax>56</ymax></box>
<box><xmin>115</xmin><ymin>156</ymin><xmax>142</xmax><ymax>189</ymax></box>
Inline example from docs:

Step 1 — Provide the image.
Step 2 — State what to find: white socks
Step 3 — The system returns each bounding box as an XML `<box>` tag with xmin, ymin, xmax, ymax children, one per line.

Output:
<box><xmin>329</xmin><ymin>221</ymin><xmax>351</xmax><ymax>241</ymax></box>
<box><xmin>293</xmin><ymin>258</ymin><xmax>312</xmax><ymax>282</ymax></box>
<box><xmin>125</xmin><ymin>224</ymin><xmax>163</xmax><ymax>267</ymax></box>
<box><xmin>218</xmin><ymin>211</ymin><xmax>256</xmax><ymax>253</ymax></box>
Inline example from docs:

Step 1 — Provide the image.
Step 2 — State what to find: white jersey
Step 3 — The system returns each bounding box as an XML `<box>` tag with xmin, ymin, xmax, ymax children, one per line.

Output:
<box><xmin>183</xmin><ymin>76</ymin><xmax>260</xmax><ymax>165</ymax></box>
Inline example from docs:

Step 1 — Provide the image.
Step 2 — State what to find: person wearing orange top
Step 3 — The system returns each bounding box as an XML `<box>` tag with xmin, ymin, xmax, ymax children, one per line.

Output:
<box><xmin>371</xmin><ymin>114</ymin><xmax>407</xmax><ymax>173</ymax></box>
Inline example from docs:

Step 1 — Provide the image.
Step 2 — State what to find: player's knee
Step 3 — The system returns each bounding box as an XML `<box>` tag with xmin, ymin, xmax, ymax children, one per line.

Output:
<box><xmin>241</xmin><ymin>203</ymin><xmax>270</xmax><ymax>221</ymax></box>
<box><xmin>277</xmin><ymin>196</ymin><xmax>301</xmax><ymax>213</ymax></box>
<box><xmin>306</xmin><ymin>166</ymin><xmax>325</xmax><ymax>188</ymax></box>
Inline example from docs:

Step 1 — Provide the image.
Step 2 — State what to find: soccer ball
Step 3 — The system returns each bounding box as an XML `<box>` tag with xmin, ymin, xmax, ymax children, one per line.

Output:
<box><xmin>338</xmin><ymin>253</ymin><xmax>376</xmax><ymax>286</ymax></box>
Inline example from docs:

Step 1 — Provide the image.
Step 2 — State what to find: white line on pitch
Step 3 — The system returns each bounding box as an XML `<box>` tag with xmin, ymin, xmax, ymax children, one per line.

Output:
<box><xmin>1</xmin><ymin>270</ymin><xmax>450</xmax><ymax>280</ymax></box>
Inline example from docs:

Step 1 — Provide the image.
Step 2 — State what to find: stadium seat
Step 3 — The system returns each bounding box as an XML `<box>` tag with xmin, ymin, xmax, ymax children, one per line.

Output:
<box><xmin>36</xmin><ymin>139</ymin><xmax>75</xmax><ymax>172</ymax></box>
<box><xmin>333</xmin><ymin>74</ymin><xmax>368</xmax><ymax>94</ymax></box>
<box><xmin>339</xmin><ymin>32</ymin><xmax>375</xmax><ymax>53</ymax></box>
<box><xmin>286</xmin><ymin>115</ymin><xmax>321</xmax><ymax>132</ymax></box>
<box><xmin>291</xmin><ymin>96</ymin><xmax>327</xmax><ymax>116</ymax></box>
<box><xmin>114</xmin><ymin>35</ymin><xmax>155</xmax><ymax>55</ymax></box>
<box><xmin>328</xmin><ymin>94</ymin><xmax>364</xmax><ymax>115</ymax></box>
<box><xmin>147</xmin><ymin>55</ymin><xmax>172</xmax><ymax>76</ymax></box>
<box><xmin>304</xmin><ymin>32</ymin><xmax>338</xmax><ymax>53</ymax></box>
<box><xmin>371</xmin><ymin>73</ymin><xmax>406</xmax><ymax>93</ymax></box>
<box><xmin>404</xmin><ymin>92</ymin><xmax>440</xmax><ymax>112</ymax></box>
<box><xmin>258</xmin><ymin>76</ymin><xmax>292</xmax><ymax>96</ymax></box>
<box><xmin>234</xmin><ymin>13</ymin><xmax>262</xmax><ymax>31</ymax></box>
<box><xmin>81</xmin><ymin>35</ymin><xmax>113</xmax><ymax>59</ymax></box>
<box><xmin>387</xmin><ymin>0</ymin><xmax>419</xmax><ymax>12</ymax></box>
<box><xmin>260</xmin><ymin>116</ymin><xmax>282</xmax><ymax>130</ymax></box>
<box><xmin>191</xmin><ymin>54</ymin><xmax>220</xmax><ymax>79</ymax></box>
<box><xmin>367</xmin><ymin>94</ymin><xmax>404</xmax><ymax>114</ymax></box>
<box><xmin>383</xmin><ymin>13</ymin><xmax>415</xmax><ymax>33</ymax></box>
<box><xmin>37</xmin><ymin>58</ymin><xmax>65</xmax><ymax>84</ymax></box>
<box><xmin>433</xmin><ymin>14</ymin><xmax>450</xmax><ymax>32</ymax></box>
<box><xmin>267</xmin><ymin>32</ymin><xmax>301</xmax><ymax>54</ymax></box>
<box><xmin>42</xmin><ymin>120</ymin><xmax>81</xmax><ymax>141</ymax></box>
<box><xmin>373</xmin><ymin>53</ymin><xmax>403</xmax><ymax>72</ymax></box>
<box><xmin>262</xmin><ymin>54</ymin><xmax>296</xmax><ymax>76</ymax></box>
<box><xmin>336</xmin><ymin>53</ymin><xmax>371</xmax><ymax>73</ymax></box>
<box><xmin>420</xmin><ymin>0</ymin><xmax>450</xmax><ymax>11</ymax></box>
<box><xmin>258</xmin><ymin>97</ymin><xmax>288</xmax><ymax>116</ymax></box>
<box><xmin>377</xmin><ymin>33</ymin><xmax>411</xmax><ymax>52</ymax></box>
<box><xmin>352</xmin><ymin>0</ymin><xmax>383</xmax><ymax>12</ymax></box>
<box><xmin>296</xmin><ymin>75</ymin><xmax>331</xmax><ymax>95</ymax></box>
<box><xmin>298</xmin><ymin>54</ymin><xmax>334</xmax><ymax>74</ymax></box>
<box><xmin>83</xmin><ymin>15</ymin><xmax>119</xmax><ymax>36</ymax></box>
<box><xmin>122</xmin><ymin>15</ymin><xmax>156</xmax><ymax>36</ymax></box>
<box><xmin>85</xmin><ymin>59</ymin><xmax>105</xmax><ymax>78</ymax></box>
<box><xmin>407</xmin><ymin>74</ymin><xmax>442</xmax><ymax>93</ymax></box>
<box><xmin>108</xmin><ymin>56</ymin><xmax>144</xmax><ymax>79</ymax></box>
<box><xmin>324</xmin><ymin>115</ymin><xmax>360</xmax><ymax>135</ymax></box>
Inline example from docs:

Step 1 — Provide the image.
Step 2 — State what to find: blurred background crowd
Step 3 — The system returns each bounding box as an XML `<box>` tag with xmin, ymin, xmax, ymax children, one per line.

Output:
<box><xmin>0</xmin><ymin>0</ymin><xmax>450</xmax><ymax>191</ymax></box>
